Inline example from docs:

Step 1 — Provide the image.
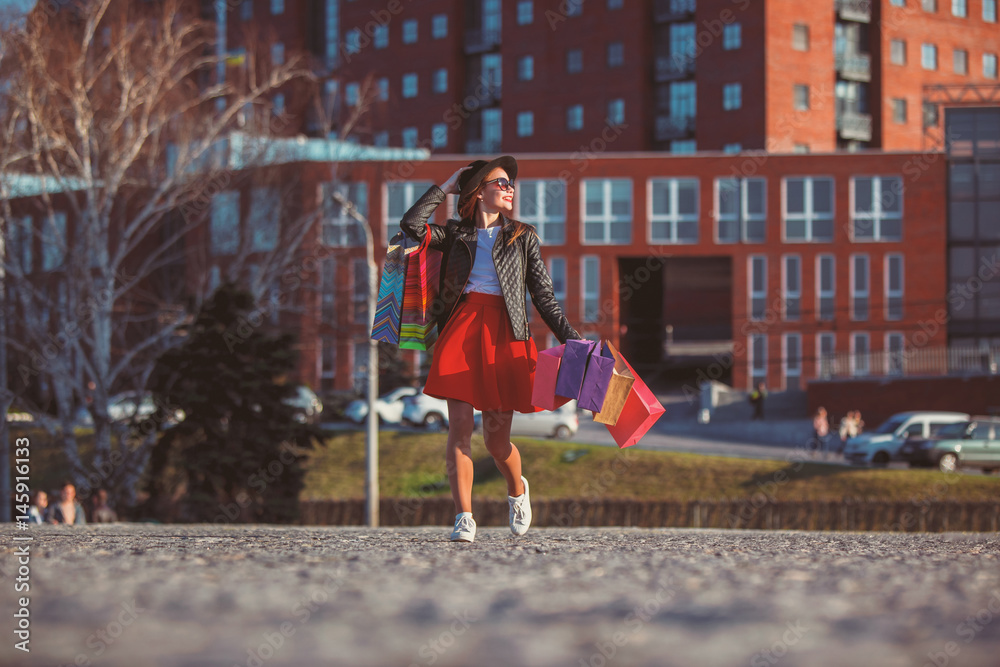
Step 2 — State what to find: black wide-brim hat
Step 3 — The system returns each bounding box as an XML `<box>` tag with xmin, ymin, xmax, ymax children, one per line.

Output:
<box><xmin>458</xmin><ymin>155</ymin><xmax>518</xmax><ymax>202</ymax></box>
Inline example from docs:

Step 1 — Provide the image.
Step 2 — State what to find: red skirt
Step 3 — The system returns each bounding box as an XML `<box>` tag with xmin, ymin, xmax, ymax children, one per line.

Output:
<box><xmin>424</xmin><ymin>292</ymin><xmax>543</xmax><ymax>414</ymax></box>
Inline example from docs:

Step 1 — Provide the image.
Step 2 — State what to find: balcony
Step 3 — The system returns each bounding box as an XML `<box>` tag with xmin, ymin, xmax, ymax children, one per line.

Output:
<box><xmin>835</xmin><ymin>52</ymin><xmax>871</xmax><ymax>82</ymax></box>
<box><xmin>835</xmin><ymin>0</ymin><xmax>871</xmax><ymax>23</ymax></box>
<box><xmin>464</xmin><ymin>28</ymin><xmax>501</xmax><ymax>54</ymax></box>
<box><xmin>465</xmin><ymin>80</ymin><xmax>502</xmax><ymax>107</ymax></box>
<box><xmin>655</xmin><ymin>114</ymin><xmax>696</xmax><ymax>141</ymax></box>
<box><xmin>655</xmin><ymin>55</ymin><xmax>696</xmax><ymax>82</ymax></box>
<box><xmin>836</xmin><ymin>111</ymin><xmax>873</xmax><ymax>142</ymax></box>
<box><xmin>654</xmin><ymin>0</ymin><xmax>696</xmax><ymax>22</ymax></box>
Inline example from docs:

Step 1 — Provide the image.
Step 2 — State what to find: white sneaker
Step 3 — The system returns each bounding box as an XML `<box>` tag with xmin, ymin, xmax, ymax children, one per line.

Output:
<box><xmin>450</xmin><ymin>514</ymin><xmax>476</xmax><ymax>543</ymax></box>
<box><xmin>508</xmin><ymin>476</ymin><xmax>532</xmax><ymax>536</ymax></box>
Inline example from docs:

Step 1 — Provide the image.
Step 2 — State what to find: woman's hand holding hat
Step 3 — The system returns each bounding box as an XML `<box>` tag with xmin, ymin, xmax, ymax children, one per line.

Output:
<box><xmin>441</xmin><ymin>166</ymin><xmax>472</xmax><ymax>195</ymax></box>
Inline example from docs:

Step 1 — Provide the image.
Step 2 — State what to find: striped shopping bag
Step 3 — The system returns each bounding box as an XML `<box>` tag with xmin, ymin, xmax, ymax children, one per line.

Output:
<box><xmin>371</xmin><ymin>231</ymin><xmax>417</xmax><ymax>345</ymax></box>
<box><xmin>399</xmin><ymin>228</ymin><xmax>440</xmax><ymax>350</ymax></box>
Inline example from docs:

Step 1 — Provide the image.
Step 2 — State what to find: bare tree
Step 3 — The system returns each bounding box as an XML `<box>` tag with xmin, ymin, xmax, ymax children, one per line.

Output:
<box><xmin>0</xmin><ymin>0</ymin><xmax>332</xmax><ymax>511</ymax></box>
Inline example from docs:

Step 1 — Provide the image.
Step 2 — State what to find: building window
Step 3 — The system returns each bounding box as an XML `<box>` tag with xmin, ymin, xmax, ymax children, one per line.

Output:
<box><xmin>378</xmin><ymin>77</ymin><xmax>389</xmax><ymax>101</ymax></box>
<box><xmin>816</xmin><ymin>255</ymin><xmax>835</xmax><ymax>321</ymax></box>
<box><xmin>402</xmin><ymin>19</ymin><xmax>418</xmax><ymax>44</ymax></box>
<box><xmin>954</xmin><ymin>49</ymin><xmax>968</xmax><ymax>75</ymax></box>
<box><xmin>517</xmin><ymin>111</ymin><xmax>534</xmax><ymax>137</ymax></box>
<box><xmin>402</xmin><ymin>73</ymin><xmax>417</xmax><ymax>98</ymax></box>
<box><xmin>248</xmin><ymin>187</ymin><xmax>280</xmax><ymax>252</ymax></box>
<box><xmin>890</xmin><ymin>39</ymin><xmax>906</xmax><ymax>65</ymax></box>
<box><xmin>749</xmin><ymin>256</ymin><xmax>767</xmax><ymax>320</ymax></box>
<box><xmin>792</xmin><ymin>24</ymin><xmax>809</xmax><ymax>51</ymax></box>
<box><xmin>784</xmin><ymin>177</ymin><xmax>834</xmax><ymax>242</ymax></box>
<box><xmin>567</xmin><ymin>49</ymin><xmax>583</xmax><ymax>73</ymax></box>
<box><xmin>607</xmin><ymin>98</ymin><xmax>625</xmax><ymax>125</ymax></box>
<box><xmin>582</xmin><ymin>179</ymin><xmax>631</xmax><ymax>244</ymax></box>
<box><xmin>782</xmin><ymin>255</ymin><xmax>801</xmax><ymax>321</ymax></box>
<box><xmin>890</xmin><ymin>0</ymin><xmax>905</xmax><ymax>6</ymax></box>
<box><xmin>9</xmin><ymin>216</ymin><xmax>33</xmax><ymax>273</ymax></box>
<box><xmin>321</xmin><ymin>258</ymin><xmax>337</xmax><ymax>324</ymax></box>
<box><xmin>345</xmin><ymin>29</ymin><xmax>361</xmax><ymax>55</ymax></box>
<box><xmin>852</xmin><ymin>176</ymin><xmax>903</xmax><ymax>241</ymax></box>
<box><xmin>402</xmin><ymin>127</ymin><xmax>418</xmax><ymax>148</ymax></box>
<box><xmin>922</xmin><ymin>43</ymin><xmax>938</xmax><ymax>70</ymax></box>
<box><xmin>817</xmin><ymin>332</ymin><xmax>836</xmax><ymax>378</ymax></box>
<box><xmin>517</xmin><ymin>1</ymin><xmax>533</xmax><ymax>24</ymax></box>
<box><xmin>345</xmin><ymin>82</ymin><xmax>359</xmax><ymax>106</ymax></box>
<box><xmin>272</xmin><ymin>93</ymin><xmax>284</xmax><ymax>116</ymax></box>
<box><xmin>985</xmin><ymin>53</ymin><xmax>999</xmax><ymax>79</ymax></box>
<box><xmin>432</xmin><ymin>123</ymin><xmax>447</xmax><ymax>148</ymax></box>
<box><xmin>986</xmin><ymin>0</ymin><xmax>998</xmax><ymax>22</ymax></box>
<box><xmin>271</xmin><ymin>42</ymin><xmax>284</xmax><ymax>66</ymax></box>
<box><xmin>567</xmin><ymin>104</ymin><xmax>584</xmax><ymax>131</ymax></box>
<box><xmin>749</xmin><ymin>333</ymin><xmax>767</xmax><ymax>387</ymax></box>
<box><xmin>518</xmin><ymin>56</ymin><xmax>534</xmax><ymax>81</ymax></box>
<box><xmin>885</xmin><ymin>254</ymin><xmax>904</xmax><ymax>320</ymax></box>
<box><xmin>922</xmin><ymin>0</ymin><xmax>937</xmax><ymax>11</ymax></box>
<box><xmin>432</xmin><ymin>14</ymin><xmax>447</xmax><ymax>39</ymax></box>
<box><xmin>851</xmin><ymin>332</ymin><xmax>870</xmax><ymax>377</ymax></box>
<box><xmin>374</xmin><ymin>24</ymin><xmax>388</xmax><ymax>49</ymax></box>
<box><xmin>518</xmin><ymin>180</ymin><xmax>566</xmax><ymax>245</ymax></box>
<box><xmin>952</xmin><ymin>0</ymin><xmax>967</xmax><ymax>17</ymax></box>
<box><xmin>352</xmin><ymin>259</ymin><xmax>368</xmax><ymax>325</ymax></box>
<box><xmin>566</xmin><ymin>0</ymin><xmax>583</xmax><ymax>16</ymax></box>
<box><xmin>607</xmin><ymin>42</ymin><xmax>624</xmax><ymax>67</ymax></box>
<box><xmin>210</xmin><ymin>192</ymin><xmax>239</xmax><ymax>256</ymax></box>
<box><xmin>240</xmin><ymin>0</ymin><xmax>252</xmax><ymax>21</ymax></box>
<box><xmin>320</xmin><ymin>336</ymin><xmax>337</xmax><ymax>386</ymax></box>
<box><xmin>433</xmin><ymin>68</ymin><xmax>448</xmax><ymax>93</ymax></box>
<box><xmin>722</xmin><ymin>23</ymin><xmax>741</xmax><ymax>50</ymax></box>
<box><xmin>783</xmin><ymin>333</ymin><xmax>802</xmax><ymax>391</ymax></box>
<box><xmin>793</xmin><ymin>144</ymin><xmax>810</xmax><ymax>154</ymax></box>
<box><xmin>716</xmin><ymin>177</ymin><xmax>766</xmax><ymax>243</ymax></box>
<box><xmin>723</xmin><ymin>83</ymin><xmax>742</xmax><ymax>110</ymax></box>
<box><xmin>892</xmin><ymin>98</ymin><xmax>907</xmax><ymax>123</ymax></box>
<box><xmin>794</xmin><ymin>84</ymin><xmax>809</xmax><ymax>111</ymax></box>
<box><xmin>649</xmin><ymin>178</ymin><xmax>699</xmax><ymax>244</ymax></box>
<box><xmin>923</xmin><ymin>101</ymin><xmax>939</xmax><ymax>127</ymax></box>
<box><xmin>582</xmin><ymin>256</ymin><xmax>600</xmax><ymax>322</ymax></box>
<box><xmin>723</xmin><ymin>143</ymin><xmax>742</xmax><ymax>154</ymax></box>
<box><xmin>608</xmin><ymin>0</ymin><xmax>623</xmax><ymax>8</ymax></box>
<box><xmin>374</xmin><ymin>131</ymin><xmax>388</xmax><ymax>147</ymax></box>
<box><xmin>549</xmin><ymin>257</ymin><xmax>567</xmax><ymax>306</ymax></box>
<box><xmin>271</xmin><ymin>0</ymin><xmax>283</xmax><ymax>15</ymax></box>
<box><xmin>386</xmin><ymin>181</ymin><xmax>434</xmax><ymax>241</ymax></box>
<box><xmin>320</xmin><ymin>182</ymin><xmax>367</xmax><ymax>247</ymax></box>
<box><xmin>671</xmin><ymin>140</ymin><xmax>696</xmax><ymax>154</ymax></box>
<box><xmin>885</xmin><ymin>332</ymin><xmax>905</xmax><ymax>375</ymax></box>
<box><xmin>851</xmin><ymin>254</ymin><xmax>870</xmax><ymax>321</ymax></box>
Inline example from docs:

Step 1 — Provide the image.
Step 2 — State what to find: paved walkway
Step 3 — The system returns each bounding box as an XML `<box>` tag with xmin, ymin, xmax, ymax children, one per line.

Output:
<box><xmin>3</xmin><ymin>524</ymin><xmax>998</xmax><ymax>666</ymax></box>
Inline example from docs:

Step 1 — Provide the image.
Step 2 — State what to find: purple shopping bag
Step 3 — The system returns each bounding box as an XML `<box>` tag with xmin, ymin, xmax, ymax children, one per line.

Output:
<box><xmin>555</xmin><ymin>339</ymin><xmax>598</xmax><ymax>400</ymax></box>
<box><xmin>578</xmin><ymin>341</ymin><xmax>615</xmax><ymax>413</ymax></box>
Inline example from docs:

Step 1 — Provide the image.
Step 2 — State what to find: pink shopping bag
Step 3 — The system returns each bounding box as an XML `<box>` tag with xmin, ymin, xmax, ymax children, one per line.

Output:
<box><xmin>531</xmin><ymin>345</ymin><xmax>572</xmax><ymax>411</ymax></box>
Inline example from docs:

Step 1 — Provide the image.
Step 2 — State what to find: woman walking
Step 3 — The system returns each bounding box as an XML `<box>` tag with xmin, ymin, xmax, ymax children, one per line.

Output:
<box><xmin>400</xmin><ymin>156</ymin><xmax>581</xmax><ymax>543</ymax></box>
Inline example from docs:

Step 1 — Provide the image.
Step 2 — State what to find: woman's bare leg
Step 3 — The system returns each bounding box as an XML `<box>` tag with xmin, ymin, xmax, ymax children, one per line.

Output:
<box><xmin>446</xmin><ymin>400</ymin><xmax>476</xmax><ymax>514</ymax></box>
<box><xmin>482</xmin><ymin>409</ymin><xmax>525</xmax><ymax>497</ymax></box>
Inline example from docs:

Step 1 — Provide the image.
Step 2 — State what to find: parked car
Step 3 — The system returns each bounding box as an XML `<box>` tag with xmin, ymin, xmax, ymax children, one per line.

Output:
<box><xmin>344</xmin><ymin>386</ymin><xmax>419</xmax><ymax>424</ymax></box>
<box><xmin>899</xmin><ymin>417</ymin><xmax>1000</xmax><ymax>473</ymax></box>
<box><xmin>75</xmin><ymin>391</ymin><xmax>186</xmax><ymax>427</ymax></box>
<box><xmin>284</xmin><ymin>385</ymin><xmax>324</xmax><ymax>425</ymax></box>
<box><xmin>402</xmin><ymin>389</ymin><xmax>577</xmax><ymax>439</ymax></box>
<box><xmin>842</xmin><ymin>411</ymin><xmax>970</xmax><ymax>466</ymax></box>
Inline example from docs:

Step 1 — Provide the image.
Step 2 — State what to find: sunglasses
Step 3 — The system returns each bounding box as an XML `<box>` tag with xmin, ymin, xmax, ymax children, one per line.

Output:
<box><xmin>483</xmin><ymin>177</ymin><xmax>516</xmax><ymax>192</ymax></box>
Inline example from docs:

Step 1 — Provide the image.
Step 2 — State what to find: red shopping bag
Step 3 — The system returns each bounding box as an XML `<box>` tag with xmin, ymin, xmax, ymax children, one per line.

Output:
<box><xmin>531</xmin><ymin>345</ymin><xmax>572</xmax><ymax>411</ymax></box>
<box><xmin>604</xmin><ymin>352</ymin><xmax>665</xmax><ymax>448</ymax></box>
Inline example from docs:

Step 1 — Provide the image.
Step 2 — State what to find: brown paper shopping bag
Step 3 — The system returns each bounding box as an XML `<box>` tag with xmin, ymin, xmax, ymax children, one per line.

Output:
<box><xmin>593</xmin><ymin>341</ymin><xmax>635</xmax><ymax>426</ymax></box>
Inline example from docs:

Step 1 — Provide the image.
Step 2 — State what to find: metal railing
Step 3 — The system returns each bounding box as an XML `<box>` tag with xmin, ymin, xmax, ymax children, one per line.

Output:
<box><xmin>836</xmin><ymin>111</ymin><xmax>873</xmax><ymax>141</ymax></box>
<box><xmin>655</xmin><ymin>114</ymin><xmax>696</xmax><ymax>141</ymax></box>
<box><xmin>464</xmin><ymin>28</ymin><xmax>501</xmax><ymax>54</ymax></box>
<box><xmin>817</xmin><ymin>346</ymin><xmax>1000</xmax><ymax>380</ymax></box>
<box><xmin>835</xmin><ymin>52</ymin><xmax>871</xmax><ymax>82</ymax></box>
<box><xmin>654</xmin><ymin>0</ymin><xmax>696</xmax><ymax>22</ymax></box>
<box><xmin>655</xmin><ymin>55</ymin><xmax>696</xmax><ymax>81</ymax></box>
<box><xmin>835</xmin><ymin>0</ymin><xmax>872</xmax><ymax>23</ymax></box>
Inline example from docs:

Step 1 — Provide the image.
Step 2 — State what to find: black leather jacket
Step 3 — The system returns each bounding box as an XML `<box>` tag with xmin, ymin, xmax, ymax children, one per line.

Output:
<box><xmin>400</xmin><ymin>185</ymin><xmax>581</xmax><ymax>344</ymax></box>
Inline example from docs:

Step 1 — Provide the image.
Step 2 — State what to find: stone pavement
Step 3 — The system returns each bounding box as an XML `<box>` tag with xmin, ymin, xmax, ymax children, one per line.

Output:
<box><xmin>2</xmin><ymin>524</ymin><xmax>999</xmax><ymax>667</ymax></box>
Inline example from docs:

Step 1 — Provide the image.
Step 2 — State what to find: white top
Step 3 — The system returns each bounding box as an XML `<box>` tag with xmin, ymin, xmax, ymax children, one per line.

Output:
<box><xmin>464</xmin><ymin>225</ymin><xmax>503</xmax><ymax>295</ymax></box>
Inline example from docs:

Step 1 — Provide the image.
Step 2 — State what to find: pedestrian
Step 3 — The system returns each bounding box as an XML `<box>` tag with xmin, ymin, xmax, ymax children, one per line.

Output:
<box><xmin>811</xmin><ymin>407</ymin><xmax>830</xmax><ymax>457</ymax></box>
<box><xmin>91</xmin><ymin>489</ymin><xmax>119</xmax><ymax>523</ymax></box>
<box><xmin>28</xmin><ymin>490</ymin><xmax>49</xmax><ymax>524</ymax></box>
<box><xmin>400</xmin><ymin>156</ymin><xmax>581</xmax><ymax>543</ymax></box>
<box><xmin>48</xmin><ymin>482</ymin><xmax>87</xmax><ymax>525</ymax></box>
<box><xmin>749</xmin><ymin>382</ymin><xmax>767</xmax><ymax>420</ymax></box>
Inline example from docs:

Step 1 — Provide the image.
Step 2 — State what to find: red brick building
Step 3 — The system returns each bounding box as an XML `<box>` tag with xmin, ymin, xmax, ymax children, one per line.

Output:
<box><xmin>223</xmin><ymin>0</ymin><xmax>1000</xmax><ymax>154</ymax></box>
<box><xmin>272</xmin><ymin>149</ymin><xmax>949</xmax><ymax>394</ymax></box>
